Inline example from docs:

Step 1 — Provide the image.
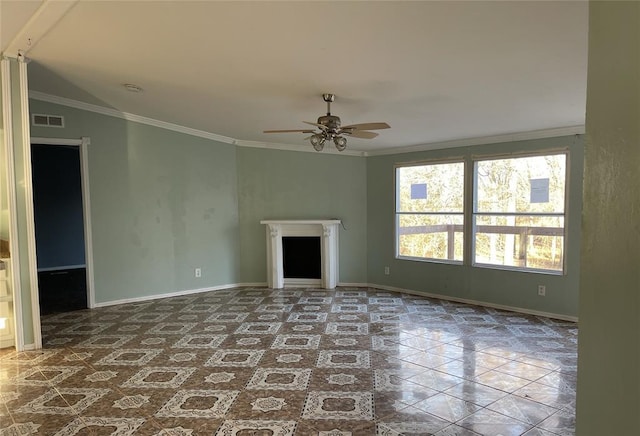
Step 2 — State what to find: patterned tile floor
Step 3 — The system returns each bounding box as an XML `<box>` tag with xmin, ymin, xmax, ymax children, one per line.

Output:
<box><xmin>0</xmin><ymin>287</ymin><xmax>578</xmax><ymax>435</ymax></box>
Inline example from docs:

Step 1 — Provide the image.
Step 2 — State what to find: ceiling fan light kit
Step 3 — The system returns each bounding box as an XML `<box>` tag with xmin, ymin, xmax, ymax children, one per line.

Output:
<box><xmin>264</xmin><ymin>93</ymin><xmax>390</xmax><ymax>152</ymax></box>
<box><xmin>334</xmin><ymin>136</ymin><xmax>347</xmax><ymax>151</ymax></box>
<box><xmin>310</xmin><ymin>134</ymin><xmax>325</xmax><ymax>151</ymax></box>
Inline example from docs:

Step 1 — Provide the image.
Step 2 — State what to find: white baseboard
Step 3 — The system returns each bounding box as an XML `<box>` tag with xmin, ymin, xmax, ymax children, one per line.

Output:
<box><xmin>369</xmin><ymin>282</ymin><xmax>578</xmax><ymax>322</ymax></box>
<box><xmin>85</xmin><ymin>280</ymin><xmax>577</xmax><ymax>322</ymax></box>
<box><xmin>23</xmin><ymin>281</ymin><xmax>575</xmax><ymax>353</ymax></box>
<box><xmin>235</xmin><ymin>282</ymin><xmax>268</xmax><ymax>288</ymax></box>
<box><xmin>337</xmin><ymin>282</ymin><xmax>370</xmax><ymax>288</ymax></box>
<box><xmin>93</xmin><ymin>282</ymin><xmax>267</xmax><ymax>308</ymax></box>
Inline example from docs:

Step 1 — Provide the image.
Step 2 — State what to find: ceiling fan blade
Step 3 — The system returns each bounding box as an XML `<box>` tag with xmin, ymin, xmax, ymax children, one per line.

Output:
<box><xmin>344</xmin><ymin>130</ymin><xmax>378</xmax><ymax>139</ymax></box>
<box><xmin>341</xmin><ymin>122</ymin><xmax>390</xmax><ymax>131</ymax></box>
<box><xmin>303</xmin><ymin>121</ymin><xmax>328</xmax><ymax>130</ymax></box>
<box><xmin>264</xmin><ymin>129</ymin><xmax>316</xmax><ymax>133</ymax></box>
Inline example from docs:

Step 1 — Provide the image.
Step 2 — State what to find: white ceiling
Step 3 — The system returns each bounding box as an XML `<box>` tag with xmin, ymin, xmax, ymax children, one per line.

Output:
<box><xmin>2</xmin><ymin>0</ymin><xmax>588</xmax><ymax>154</ymax></box>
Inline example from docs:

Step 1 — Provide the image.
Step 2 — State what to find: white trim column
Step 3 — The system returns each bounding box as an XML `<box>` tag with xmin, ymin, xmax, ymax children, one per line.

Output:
<box><xmin>18</xmin><ymin>54</ymin><xmax>41</xmax><ymax>349</ymax></box>
<box><xmin>1</xmin><ymin>57</ymin><xmax>24</xmax><ymax>351</ymax></box>
<box><xmin>265</xmin><ymin>224</ymin><xmax>284</xmax><ymax>289</ymax></box>
<box><xmin>0</xmin><ymin>55</ymin><xmax>42</xmax><ymax>350</ymax></box>
<box><xmin>321</xmin><ymin>223</ymin><xmax>339</xmax><ymax>289</ymax></box>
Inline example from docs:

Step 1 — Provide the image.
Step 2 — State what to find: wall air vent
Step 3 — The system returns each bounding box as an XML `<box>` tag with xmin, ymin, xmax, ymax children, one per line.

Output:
<box><xmin>32</xmin><ymin>114</ymin><xmax>65</xmax><ymax>128</ymax></box>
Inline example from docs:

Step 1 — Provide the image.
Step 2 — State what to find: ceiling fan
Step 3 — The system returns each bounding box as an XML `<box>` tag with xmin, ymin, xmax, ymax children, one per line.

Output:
<box><xmin>264</xmin><ymin>94</ymin><xmax>390</xmax><ymax>152</ymax></box>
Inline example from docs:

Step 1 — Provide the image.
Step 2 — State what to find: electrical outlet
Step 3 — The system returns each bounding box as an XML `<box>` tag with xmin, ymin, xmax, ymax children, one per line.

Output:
<box><xmin>195</xmin><ymin>268</ymin><xmax>202</xmax><ymax>278</ymax></box>
<box><xmin>538</xmin><ymin>285</ymin><xmax>546</xmax><ymax>296</ymax></box>
<box><xmin>384</xmin><ymin>266</ymin><xmax>390</xmax><ymax>275</ymax></box>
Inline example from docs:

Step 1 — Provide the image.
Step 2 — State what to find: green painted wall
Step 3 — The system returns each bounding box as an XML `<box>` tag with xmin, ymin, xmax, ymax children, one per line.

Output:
<box><xmin>576</xmin><ymin>1</ymin><xmax>640</xmax><ymax>434</ymax></box>
<box><xmin>367</xmin><ymin>135</ymin><xmax>583</xmax><ymax>318</ymax></box>
<box><xmin>29</xmin><ymin>100</ymin><xmax>240</xmax><ymax>304</ymax></box>
<box><xmin>27</xmin><ymin>96</ymin><xmax>582</xmax><ymax>319</ymax></box>
<box><xmin>236</xmin><ymin>147</ymin><xmax>368</xmax><ymax>284</ymax></box>
<box><xmin>27</xmin><ymin>100</ymin><xmax>368</xmax><ymax>312</ymax></box>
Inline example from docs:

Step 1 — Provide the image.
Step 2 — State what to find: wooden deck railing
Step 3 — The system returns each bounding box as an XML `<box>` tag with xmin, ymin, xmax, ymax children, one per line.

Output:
<box><xmin>399</xmin><ymin>224</ymin><xmax>564</xmax><ymax>260</ymax></box>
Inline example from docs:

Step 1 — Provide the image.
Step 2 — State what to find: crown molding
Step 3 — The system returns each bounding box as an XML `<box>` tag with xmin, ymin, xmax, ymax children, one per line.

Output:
<box><xmin>29</xmin><ymin>91</ymin><xmax>584</xmax><ymax>157</ymax></box>
<box><xmin>233</xmin><ymin>139</ymin><xmax>366</xmax><ymax>157</ymax></box>
<box><xmin>29</xmin><ymin>91</ymin><xmax>237</xmax><ymax>145</ymax></box>
<box><xmin>364</xmin><ymin>125</ymin><xmax>585</xmax><ymax>157</ymax></box>
<box><xmin>29</xmin><ymin>91</ymin><xmax>367</xmax><ymax>155</ymax></box>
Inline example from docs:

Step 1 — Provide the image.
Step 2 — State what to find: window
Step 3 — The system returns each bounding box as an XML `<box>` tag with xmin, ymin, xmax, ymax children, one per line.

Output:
<box><xmin>473</xmin><ymin>153</ymin><xmax>567</xmax><ymax>273</ymax></box>
<box><xmin>394</xmin><ymin>151</ymin><xmax>569</xmax><ymax>274</ymax></box>
<box><xmin>395</xmin><ymin>161</ymin><xmax>465</xmax><ymax>262</ymax></box>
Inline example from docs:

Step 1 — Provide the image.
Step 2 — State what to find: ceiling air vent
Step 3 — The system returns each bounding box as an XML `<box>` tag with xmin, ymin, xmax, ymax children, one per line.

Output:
<box><xmin>32</xmin><ymin>114</ymin><xmax>64</xmax><ymax>128</ymax></box>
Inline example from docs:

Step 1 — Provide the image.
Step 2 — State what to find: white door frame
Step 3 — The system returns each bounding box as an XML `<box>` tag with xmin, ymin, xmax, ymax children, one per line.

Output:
<box><xmin>30</xmin><ymin>137</ymin><xmax>95</xmax><ymax>317</ymax></box>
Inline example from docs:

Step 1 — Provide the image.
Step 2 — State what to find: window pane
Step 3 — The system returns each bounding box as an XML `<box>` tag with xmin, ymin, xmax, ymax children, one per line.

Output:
<box><xmin>475</xmin><ymin>154</ymin><xmax>566</xmax><ymax>213</ymax></box>
<box><xmin>474</xmin><ymin>215</ymin><xmax>564</xmax><ymax>271</ymax></box>
<box><xmin>397</xmin><ymin>162</ymin><xmax>464</xmax><ymax>213</ymax></box>
<box><xmin>398</xmin><ymin>214</ymin><xmax>464</xmax><ymax>261</ymax></box>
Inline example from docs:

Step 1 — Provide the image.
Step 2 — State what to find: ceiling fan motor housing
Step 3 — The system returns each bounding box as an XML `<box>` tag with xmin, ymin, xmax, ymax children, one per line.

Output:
<box><xmin>317</xmin><ymin>115</ymin><xmax>341</xmax><ymax>131</ymax></box>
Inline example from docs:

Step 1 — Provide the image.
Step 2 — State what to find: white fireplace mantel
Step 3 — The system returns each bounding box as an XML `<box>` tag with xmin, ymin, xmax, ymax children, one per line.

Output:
<box><xmin>260</xmin><ymin>220</ymin><xmax>340</xmax><ymax>289</ymax></box>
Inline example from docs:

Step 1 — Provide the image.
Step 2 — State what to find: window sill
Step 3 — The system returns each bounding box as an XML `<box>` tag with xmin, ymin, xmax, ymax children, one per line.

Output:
<box><xmin>397</xmin><ymin>255</ymin><xmax>463</xmax><ymax>266</ymax></box>
<box><xmin>472</xmin><ymin>262</ymin><xmax>565</xmax><ymax>276</ymax></box>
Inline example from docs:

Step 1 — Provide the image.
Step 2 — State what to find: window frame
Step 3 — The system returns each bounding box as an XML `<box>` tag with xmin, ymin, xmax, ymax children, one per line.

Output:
<box><xmin>470</xmin><ymin>150</ymin><xmax>570</xmax><ymax>275</ymax></box>
<box><xmin>394</xmin><ymin>158</ymin><xmax>466</xmax><ymax>265</ymax></box>
<box><xmin>394</xmin><ymin>149</ymin><xmax>570</xmax><ymax>275</ymax></box>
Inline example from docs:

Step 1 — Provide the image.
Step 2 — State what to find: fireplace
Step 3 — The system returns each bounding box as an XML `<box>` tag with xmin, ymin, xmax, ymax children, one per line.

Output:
<box><xmin>260</xmin><ymin>220</ymin><xmax>340</xmax><ymax>289</ymax></box>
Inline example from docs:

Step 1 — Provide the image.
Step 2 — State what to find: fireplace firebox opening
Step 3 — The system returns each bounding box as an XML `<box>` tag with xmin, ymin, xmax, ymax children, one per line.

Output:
<box><xmin>282</xmin><ymin>236</ymin><xmax>321</xmax><ymax>279</ymax></box>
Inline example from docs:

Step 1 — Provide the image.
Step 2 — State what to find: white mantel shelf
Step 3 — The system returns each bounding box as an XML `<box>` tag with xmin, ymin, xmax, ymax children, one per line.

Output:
<box><xmin>260</xmin><ymin>220</ymin><xmax>341</xmax><ymax>225</ymax></box>
<box><xmin>260</xmin><ymin>220</ymin><xmax>341</xmax><ymax>289</ymax></box>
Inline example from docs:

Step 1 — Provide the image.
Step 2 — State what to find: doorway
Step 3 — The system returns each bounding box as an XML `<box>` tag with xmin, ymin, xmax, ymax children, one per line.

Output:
<box><xmin>31</xmin><ymin>143</ymin><xmax>88</xmax><ymax>315</ymax></box>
